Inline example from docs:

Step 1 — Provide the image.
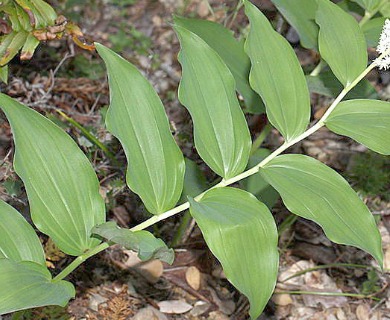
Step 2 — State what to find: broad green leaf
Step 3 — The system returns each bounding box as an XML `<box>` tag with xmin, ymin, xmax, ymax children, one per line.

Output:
<box><xmin>244</xmin><ymin>0</ymin><xmax>311</xmax><ymax>142</ymax></box>
<box><xmin>240</xmin><ymin>149</ymin><xmax>279</xmax><ymax>209</ymax></box>
<box><xmin>316</xmin><ymin>0</ymin><xmax>368</xmax><ymax>87</ymax></box>
<box><xmin>0</xmin><ymin>65</ymin><xmax>8</xmax><ymax>83</ymax></box>
<box><xmin>325</xmin><ymin>99</ymin><xmax>390</xmax><ymax>155</ymax></box>
<box><xmin>0</xmin><ymin>259</ymin><xmax>74</xmax><ymax>314</ymax></box>
<box><xmin>261</xmin><ymin>155</ymin><xmax>383</xmax><ymax>265</ymax></box>
<box><xmin>92</xmin><ymin>221</ymin><xmax>174</xmax><ymax>264</ymax></box>
<box><xmin>0</xmin><ymin>200</ymin><xmax>45</xmax><ymax>265</ymax></box>
<box><xmin>337</xmin><ymin>0</ymin><xmax>365</xmax><ymax>15</ymax></box>
<box><xmin>381</xmin><ymin>3</ymin><xmax>390</xmax><ymax>16</ymax></box>
<box><xmin>351</xmin><ymin>0</ymin><xmax>383</xmax><ymax>12</ymax></box>
<box><xmin>362</xmin><ymin>17</ymin><xmax>387</xmax><ymax>47</ymax></box>
<box><xmin>189</xmin><ymin>187</ymin><xmax>278</xmax><ymax>319</ymax></box>
<box><xmin>0</xmin><ymin>94</ymin><xmax>105</xmax><ymax>256</ymax></box>
<box><xmin>270</xmin><ymin>0</ymin><xmax>319</xmax><ymax>49</ymax></box>
<box><xmin>174</xmin><ymin>16</ymin><xmax>264</xmax><ymax>114</ymax></box>
<box><xmin>306</xmin><ymin>70</ymin><xmax>378</xmax><ymax>99</ymax></box>
<box><xmin>180</xmin><ymin>158</ymin><xmax>207</xmax><ymax>202</ymax></box>
<box><xmin>175</xmin><ymin>25</ymin><xmax>251</xmax><ymax>179</ymax></box>
<box><xmin>96</xmin><ymin>43</ymin><xmax>185</xmax><ymax>214</ymax></box>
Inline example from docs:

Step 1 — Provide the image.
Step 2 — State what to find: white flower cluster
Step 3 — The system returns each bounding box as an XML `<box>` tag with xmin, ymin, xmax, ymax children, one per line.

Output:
<box><xmin>376</xmin><ymin>19</ymin><xmax>390</xmax><ymax>70</ymax></box>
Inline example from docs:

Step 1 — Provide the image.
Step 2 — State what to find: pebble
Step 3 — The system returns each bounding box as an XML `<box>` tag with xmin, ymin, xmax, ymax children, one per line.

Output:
<box><xmin>88</xmin><ymin>293</ymin><xmax>108</xmax><ymax>312</ymax></box>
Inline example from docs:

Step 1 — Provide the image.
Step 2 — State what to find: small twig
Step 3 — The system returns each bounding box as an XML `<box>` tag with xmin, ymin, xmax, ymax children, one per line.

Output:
<box><xmin>0</xmin><ymin>148</ymin><xmax>12</xmax><ymax>167</ymax></box>
<box><xmin>29</xmin><ymin>44</ymin><xmax>75</xmax><ymax>107</ymax></box>
<box><xmin>280</xmin><ymin>263</ymin><xmax>377</xmax><ymax>283</ymax></box>
<box><xmin>56</xmin><ymin>110</ymin><xmax>117</xmax><ymax>162</ymax></box>
<box><xmin>274</xmin><ymin>290</ymin><xmax>382</xmax><ymax>301</ymax></box>
<box><xmin>202</xmin><ymin>0</ymin><xmax>215</xmax><ymax>17</ymax></box>
<box><xmin>226</xmin><ymin>0</ymin><xmax>244</xmax><ymax>29</ymax></box>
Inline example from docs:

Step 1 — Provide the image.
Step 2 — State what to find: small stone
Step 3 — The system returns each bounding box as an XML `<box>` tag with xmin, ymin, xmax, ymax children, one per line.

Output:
<box><xmin>88</xmin><ymin>293</ymin><xmax>107</xmax><ymax>312</ymax></box>
<box><xmin>127</xmin><ymin>280</ymin><xmax>138</xmax><ymax>296</ymax></box>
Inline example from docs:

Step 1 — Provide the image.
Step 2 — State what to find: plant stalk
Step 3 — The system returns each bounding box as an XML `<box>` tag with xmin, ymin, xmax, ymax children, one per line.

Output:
<box><xmin>128</xmin><ymin>57</ymin><xmax>382</xmax><ymax>233</ymax></box>
<box><xmin>54</xmin><ymin>52</ymin><xmax>387</xmax><ymax>281</ymax></box>
<box><xmin>250</xmin><ymin>123</ymin><xmax>272</xmax><ymax>155</ymax></box>
<box><xmin>53</xmin><ymin>242</ymin><xmax>109</xmax><ymax>281</ymax></box>
<box><xmin>57</xmin><ymin>110</ymin><xmax>117</xmax><ymax>161</ymax></box>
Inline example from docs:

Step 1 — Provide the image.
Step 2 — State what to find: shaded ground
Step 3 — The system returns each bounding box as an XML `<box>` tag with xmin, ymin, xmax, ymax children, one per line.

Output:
<box><xmin>0</xmin><ymin>0</ymin><xmax>390</xmax><ymax>319</ymax></box>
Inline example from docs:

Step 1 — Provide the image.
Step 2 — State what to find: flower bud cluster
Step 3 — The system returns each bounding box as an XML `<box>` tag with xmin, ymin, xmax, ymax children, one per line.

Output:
<box><xmin>376</xmin><ymin>19</ymin><xmax>390</xmax><ymax>70</ymax></box>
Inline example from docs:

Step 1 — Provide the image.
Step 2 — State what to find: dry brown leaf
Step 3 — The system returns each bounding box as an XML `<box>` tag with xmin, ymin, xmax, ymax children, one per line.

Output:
<box><xmin>157</xmin><ymin>300</ymin><xmax>193</xmax><ymax>314</ymax></box>
<box><xmin>185</xmin><ymin>266</ymin><xmax>201</xmax><ymax>290</ymax></box>
<box><xmin>272</xmin><ymin>293</ymin><xmax>293</xmax><ymax>306</ymax></box>
<box><xmin>131</xmin><ymin>306</ymin><xmax>168</xmax><ymax>320</ymax></box>
<box><xmin>356</xmin><ymin>304</ymin><xmax>370</xmax><ymax>320</ymax></box>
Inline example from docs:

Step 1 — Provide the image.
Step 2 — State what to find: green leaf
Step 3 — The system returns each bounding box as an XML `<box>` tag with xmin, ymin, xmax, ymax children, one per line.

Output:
<box><xmin>351</xmin><ymin>0</ymin><xmax>383</xmax><ymax>12</ymax></box>
<box><xmin>306</xmin><ymin>70</ymin><xmax>378</xmax><ymax>99</ymax></box>
<box><xmin>14</xmin><ymin>3</ymin><xmax>32</xmax><ymax>31</ymax></box>
<box><xmin>174</xmin><ymin>25</ymin><xmax>251</xmax><ymax>179</ymax></box>
<box><xmin>337</xmin><ymin>0</ymin><xmax>366</xmax><ymax>15</ymax></box>
<box><xmin>1</xmin><ymin>3</ymin><xmax>23</xmax><ymax>32</ymax></box>
<box><xmin>189</xmin><ymin>187</ymin><xmax>279</xmax><ymax>319</ymax></box>
<box><xmin>20</xmin><ymin>34</ymin><xmax>40</xmax><ymax>60</ymax></box>
<box><xmin>0</xmin><ymin>259</ymin><xmax>74</xmax><ymax>314</ymax></box>
<box><xmin>0</xmin><ymin>65</ymin><xmax>8</xmax><ymax>83</ymax></box>
<box><xmin>316</xmin><ymin>0</ymin><xmax>368</xmax><ymax>87</ymax></box>
<box><xmin>380</xmin><ymin>3</ymin><xmax>390</xmax><ymax>17</ymax></box>
<box><xmin>95</xmin><ymin>43</ymin><xmax>185</xmax><ymax>214</ymax></box>
<box><xmin>325</xmin><ymin>99</ymin><xmax>390</xmax><ymax>155</ymax></box>
<box><xmin>15</xmin><ymin>0</ymin><xmax>57</xmax><ymax>28</ymax></box>
<box><xmin>92</xmin><ymin>221</ymin><xmax>174</xmax><ymax>264</ymax></box>
<box><xmin>270</xmin><ymin>0</ymin><xmax>319</xmax><ymax>49</ymax></box>
<box><xmin>0</xmin><ymin>31</ymin><xmax>28</xmax><ymax>66</ymax></box>
<box><xmin>0</xmin><ymin>94</ymin><xmax>105</xmax><ymax>256</ymax></box>
<box><xmin>261</xmin><ymin>155</ymin><xmax>383</xmax><ymax>265</ymax></box>
<box><xmin>244</xmin><ymin>0</ymin><xmax>311</xmax><ymax>142</ymax></box>
<box><xmin>173</xmin><ymin>16</ymin><xmax>264</xmax><ymax>114</ymax></box>
<box><xmin>0</xmin><ymin>200</ymin><xmax>45</xmax><ymax>265</ymax></box>
<box><xmin>362</xmin><ymin>17</ymin><xmax>387</xmax><ymax>48</ymax></box>
<box><xmin>180</xmin><ymin>158</ymin><xmax>207</xmax><ymax>202</ymax></box>
<box><xmin>2</xmin><ymin>178</ymin><xmax>23</xmax><ymax>197</ymax></box>
<box><xmin>240</xmin><ymin>149</ymin><xmax>279</xmax><ymax>209</ymax></box>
